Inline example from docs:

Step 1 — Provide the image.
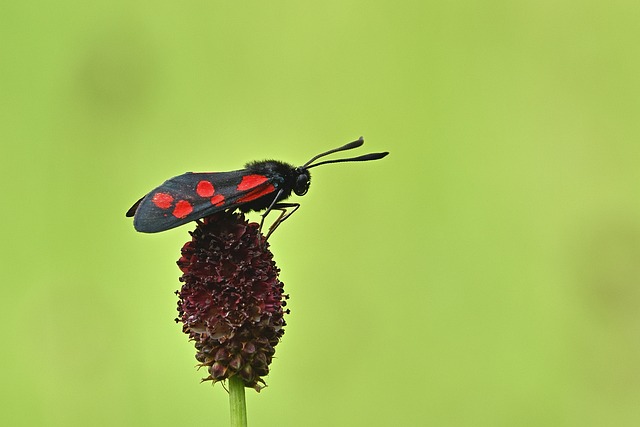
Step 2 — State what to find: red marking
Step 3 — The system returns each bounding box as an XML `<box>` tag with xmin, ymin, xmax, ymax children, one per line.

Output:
<box><xmin>196</xmin><ymin>180</ymin><xmax>215</xmax><ymax>197</ymax></box>
<box><xmin>172</xmin><ymin>200</ymin><xmax>193</xmax><ymax>218</ymax></box>
<box><xmin>237</xmin><ymin>184</ymin><xmax>275</xmax><ymax>203</ymax></box>
<box><xmin>210</xmin><ymin>194</ymin><xmax>225</xmax><ymax>206</ymax></box>
<box><xmin>152</xmin><ymin>192</ymin><xmax>173</xmax><ymax>209</ymax></box>
<box><xmin>237</xmin><ymin>174</ymin><xmax>269</xmax><ymax>191</ymax></box>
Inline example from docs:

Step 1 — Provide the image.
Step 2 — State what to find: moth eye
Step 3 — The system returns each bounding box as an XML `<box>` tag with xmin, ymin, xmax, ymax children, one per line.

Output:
<box><xmin>294</xmin><ymin>174</ymin><xmax>310</xmax><ymax>196</ymax></box>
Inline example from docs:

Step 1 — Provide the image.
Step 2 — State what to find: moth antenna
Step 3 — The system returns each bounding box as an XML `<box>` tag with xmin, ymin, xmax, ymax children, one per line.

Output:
<box><xmin>301</xmin><ymin>136</ymin><xmax>365</xmax><ymax>168</ymax></box>
<box><xmin>306</xmin><ymin>152</ymin><xmax>389</xmax><ymax>169</ymax></box>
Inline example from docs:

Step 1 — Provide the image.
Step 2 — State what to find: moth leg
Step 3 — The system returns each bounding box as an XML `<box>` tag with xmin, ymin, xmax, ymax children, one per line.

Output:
<box><xmin>260</xmin><ymin>202</ymin><xmax>300</xmax><ymax>240</ymax></box>
<box><xmin>259</xmin><ymin>189</ymin><xmax>284</xmax><ymax>235</ymax></box>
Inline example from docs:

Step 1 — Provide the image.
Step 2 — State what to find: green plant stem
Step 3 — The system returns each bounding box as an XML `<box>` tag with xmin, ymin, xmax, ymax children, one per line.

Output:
<box><xmin>229</xmin><ymin>376</ymin><xmax>247</xmax><ymax>427</ymax></box>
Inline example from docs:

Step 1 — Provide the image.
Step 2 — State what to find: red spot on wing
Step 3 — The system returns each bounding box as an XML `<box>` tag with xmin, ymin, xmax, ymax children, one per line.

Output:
<box><xmin>237</xmin><ymin>174</ymin><xmax>269</xmax><ymax>191</ymax></box>
<box><xmin>152</xmin><ymin>192</ymin><xmax>173</xmax><ymax>209</ymax></box>
<box><xmin>196</xmin><ymin>180</ymin><xmax>215</xmax><ymax>197</ymax></box>
<box><xmin>210</xmin><ymin>194</ymin><xmax>225</xmax><ymax>206</ymax></box>
<box><xmin>237</xmin><ymin>184</ymin><xmax>276</xmax><ymax>203</ymax></box>
<box><xmin>172</xmin><ymin>200</ymin><xmax>193</xmax><ymax>218</ymax></box>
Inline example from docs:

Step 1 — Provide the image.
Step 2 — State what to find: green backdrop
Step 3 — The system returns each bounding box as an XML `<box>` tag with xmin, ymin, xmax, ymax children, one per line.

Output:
<box><xmin>2</xmin><ymin>1</ymin><xmax>640</xmax><ymax>426</ymax></box>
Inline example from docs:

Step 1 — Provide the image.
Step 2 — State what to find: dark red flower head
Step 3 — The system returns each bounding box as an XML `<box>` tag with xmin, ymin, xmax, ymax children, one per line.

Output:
<box><xmin>176</xmin><ymin>212</ymin><xmax>289</xmax><ymax>391</ymax></box>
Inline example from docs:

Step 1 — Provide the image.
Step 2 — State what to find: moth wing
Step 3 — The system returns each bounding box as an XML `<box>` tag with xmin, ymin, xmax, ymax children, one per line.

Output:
<box><xmin>130</xmin><ymin>171</ymin><xmax>277</xmax><ymax>233</ymax></box>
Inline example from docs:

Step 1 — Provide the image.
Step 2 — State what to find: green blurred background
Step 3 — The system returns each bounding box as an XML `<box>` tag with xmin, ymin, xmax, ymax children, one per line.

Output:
<box><xmin>2</xmin><ymin>1</ymin><xmax>639</xmax><ymax>426</ymax></box>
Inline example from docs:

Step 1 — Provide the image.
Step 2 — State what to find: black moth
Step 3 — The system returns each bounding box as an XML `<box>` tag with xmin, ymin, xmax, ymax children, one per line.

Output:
<box><xmin>126</xmin><ymin>137</ymin><xmax>388</xmax><ymax>238</ymax></box>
